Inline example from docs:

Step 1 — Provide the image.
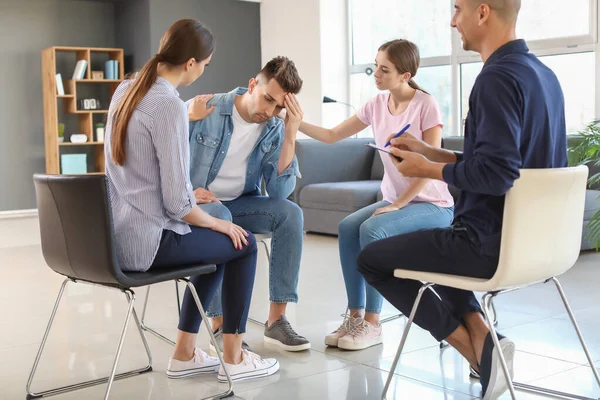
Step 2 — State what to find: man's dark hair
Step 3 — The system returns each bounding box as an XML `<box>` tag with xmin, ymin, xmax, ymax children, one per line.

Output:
<box><xmin>258</xmin><ymin>56</ymin><xmax>303</xmax><ymax>94</ymax></box>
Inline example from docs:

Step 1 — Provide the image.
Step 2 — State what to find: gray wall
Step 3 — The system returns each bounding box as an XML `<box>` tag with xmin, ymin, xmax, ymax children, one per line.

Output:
<box><xmin>0</xmin><ymin>0</ymin><xmax>116</xmax><ymax>211</ymax></box>
<box><xmin>0</xmin><ymin>0</ymin><xmax>260</xmax><ymax>212</ymax></box>
<box><xmin>115</xmin><ymin>0</ymin><xmax>151</xmax><ymax>72</ymax></box>
<box><xmin>149</xmin><ymin>0</ymin><xmax>262</xmax><ymax>101</ymax></box>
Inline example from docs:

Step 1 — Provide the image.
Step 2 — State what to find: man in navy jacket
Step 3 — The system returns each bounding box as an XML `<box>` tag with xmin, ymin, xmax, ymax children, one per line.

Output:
<box><xmin>358</xmin><ymin>0</ymin><xmax>567</xmax><ymax>398</ymax></box>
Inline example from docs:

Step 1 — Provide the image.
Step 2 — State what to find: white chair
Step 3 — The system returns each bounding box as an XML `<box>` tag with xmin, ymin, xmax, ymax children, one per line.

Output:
<box><xmin>382</xmin><ymin>166</ymin><xmax>600</xmax><ymax>400</ymax></box>
<box><xmin>140</xmin><ymin>233</ymin><xmax>272</xmax><ymax>345</ymax></box>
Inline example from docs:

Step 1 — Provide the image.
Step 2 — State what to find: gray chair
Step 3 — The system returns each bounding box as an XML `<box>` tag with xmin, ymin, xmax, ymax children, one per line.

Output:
<box><xmin>29</xmin><ymin>174</ymin><xmax>233</xmax><ymax>400</ymax></box>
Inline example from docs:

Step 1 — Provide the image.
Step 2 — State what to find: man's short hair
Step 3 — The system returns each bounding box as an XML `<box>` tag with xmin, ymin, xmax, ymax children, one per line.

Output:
<box><xmin>258</xmin><ymin>56</ymin><xmax>303</xmax><ymax>94</ymax></box>
<box><xmin>469</xmin><ymin>0</ymin><xmax>521</xmax><ymax>21</ymax></box>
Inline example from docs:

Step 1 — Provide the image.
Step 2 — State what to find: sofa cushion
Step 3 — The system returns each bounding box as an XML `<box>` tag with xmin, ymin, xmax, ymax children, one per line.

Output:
<box><xmin>585</xmin><ymin>190</ymin><xmax>600</xmax><ymax>221</ymax></box>
<box><xmin>370</xmin><ymin>151</ymin><xmax>385</xmax><ymax>180</ymax></box>
<box><xmin>442</xmin><ymin>136</ymin><xmax>464</xmax><ymax>152</ymax></box>
<box><xmin>299</xmin><ymin>181</ymin><xmax>381</xmax><ymax>212</ymax></box>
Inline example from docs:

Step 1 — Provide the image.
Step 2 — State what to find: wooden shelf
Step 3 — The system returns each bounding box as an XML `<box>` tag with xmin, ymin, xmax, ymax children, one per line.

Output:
<box><xmin>72</xmin><ymin>110</ymin><xmax>109</xmax><ymax>114</ymax></box>
<box><xmin>43</xmin><ymin>45</ymin><xmax>124</xmax><ymax>175</ymax></box>
<box><xmin>54</xmin><ymin>46</ymin><xmax>122</xmax><ymax>53</ymax></box>
<box><xmin>60</xmin><ymin>141</ymin><xmax>104</xmax><ymax>146</ymax></box>
<box><xmin>73</xmin><ymin>79</ymin><xmax>123</xmax><ymax>83</ymax></box>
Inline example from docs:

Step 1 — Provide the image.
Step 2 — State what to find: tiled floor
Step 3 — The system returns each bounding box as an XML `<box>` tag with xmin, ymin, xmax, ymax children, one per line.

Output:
<box><xmin>2</xmin><ymin>232</ymin><xmax>600</xmax><ymax>399</ymax></box>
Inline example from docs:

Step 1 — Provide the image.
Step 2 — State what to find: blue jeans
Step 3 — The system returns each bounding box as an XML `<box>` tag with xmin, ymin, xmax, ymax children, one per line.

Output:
<box><xmin>338</xmin><ymin>201</ymin><xmax>454</xmax><ymax>314</ymax></box>
<box><xmin>200</xmin><ymin>195</ymin><xmax>304</xmax><ymax>318</ymax></box>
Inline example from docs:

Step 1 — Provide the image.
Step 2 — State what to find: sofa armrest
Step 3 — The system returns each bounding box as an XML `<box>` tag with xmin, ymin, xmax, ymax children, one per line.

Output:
<box><xmin>293</xmin><ymin>138</ymin><xmax>376</xmax><ymax>203</ymax></box>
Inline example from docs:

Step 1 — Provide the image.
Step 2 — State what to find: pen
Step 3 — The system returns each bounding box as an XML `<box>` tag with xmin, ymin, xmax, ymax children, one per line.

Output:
<box><xmin>384</xmin><ymin>123</ymin><xmax>411</xmax><ymax>147</ymax></box>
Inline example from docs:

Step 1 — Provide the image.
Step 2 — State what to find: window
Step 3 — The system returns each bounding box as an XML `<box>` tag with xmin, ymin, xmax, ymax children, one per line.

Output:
<box><xmin>517</xmin><ymin>0</ymin><xmax>593</xmax><ymax>42</ymax></box>
<box><xmin>349</xmin><ymin>0</ymin><xmax>598</xmax><ymax>137</ymax></box>
<box><xmin>350</xmin><ymin>0</ymin><xmax>452</xmax><ymax>64</ymax></box>
<box><xmin>460</xmin><ymin>53</ymin><xmax>595</xmax><ymax>134</ymax></box>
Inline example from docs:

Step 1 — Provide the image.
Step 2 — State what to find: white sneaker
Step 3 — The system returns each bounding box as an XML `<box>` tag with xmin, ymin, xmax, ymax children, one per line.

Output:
<box><xmin>338</xmin><ymin>319</ymin><xmax>383</xmax><ymax>351</ymax></box>
<box><xmin>325</xmin><ymin>313</ymin><xmax>361</xmax><ymax>347</ymax></box>
<box><xmin>217</xmin><ymin>349</ymin><xmax>279</xmax><ymax>383</ymax></box>
<box><xmin>167</xmin><ymin>348</ymin><xmax>220</xmax><ymax>379</ymax></box>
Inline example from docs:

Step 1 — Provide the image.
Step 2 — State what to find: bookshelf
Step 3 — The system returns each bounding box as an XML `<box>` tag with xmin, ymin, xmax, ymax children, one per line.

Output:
<box><xmin>41</xmin><ymin>46</ymin><xmax>124</xmax><ymax>174</ymax></box>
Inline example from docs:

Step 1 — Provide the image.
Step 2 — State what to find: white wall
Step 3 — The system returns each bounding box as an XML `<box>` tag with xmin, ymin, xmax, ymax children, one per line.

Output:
<box><xmin>320</xmin><ymin>0</ymin><xmax>351</xmax><ymax>128</ymax></box>
<box><xmin>259</xmin><ymin>0</ymin><xmax>350</xmax><ymax>130</ymax></box>
<box><xmin>260</xmin><ymin>0</ymin><xmax>323</xmax><ymax>127</ymax></box>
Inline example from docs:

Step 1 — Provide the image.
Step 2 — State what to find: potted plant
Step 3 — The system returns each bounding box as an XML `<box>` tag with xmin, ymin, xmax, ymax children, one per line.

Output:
<box><xmin>569</xmin><ymin>119</ymin><xmax>600</xmax><ymax>250</ymax></box>
<box><xmin>58</xmin><ymin>122</ymin><xmax>65</xmax><ymax>143</ymax></box>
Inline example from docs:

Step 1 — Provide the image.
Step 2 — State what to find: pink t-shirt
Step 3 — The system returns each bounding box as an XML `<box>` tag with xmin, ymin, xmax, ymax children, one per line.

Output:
<box><xmin>357</xmin><ymin>91</ymin><xmax>454</xmax><ymax>208</ymax></box>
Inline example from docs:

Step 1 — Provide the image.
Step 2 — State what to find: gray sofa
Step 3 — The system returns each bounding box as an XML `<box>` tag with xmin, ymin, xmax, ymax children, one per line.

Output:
<box><xmin>293</xmin><ymin>137</ymin><xmax>600</xmax><ymax>251</ymax></box>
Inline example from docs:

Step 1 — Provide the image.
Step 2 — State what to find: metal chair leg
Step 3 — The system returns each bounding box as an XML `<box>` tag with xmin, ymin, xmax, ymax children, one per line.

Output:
<box><xmin>140</xmin><ymin>285</ymin><xmax>176</xmax><ymax>346</ymax></box>
<box><xmin>380</xmin><ymin>313</ymin><xmax>403</xmax><ymax>324</ymax></box>
<box><xmin>490</xmin><ymin>297</ymin><xmax>498</xmax><ymax>327</ymax></box>
<box><xmin>175</xmin><ymin>281</ymin><xmax>182</xmax><ymax>317</ymax></box>
<box><xmin>180</xmin><ymin>278</ymin><xmax>234</xmax><ymax>400</ymax></box>
<box><xmin>482</xmin><ymin>293</ymin><xmax>517</xmax><ymax>399</ymax></box>
<box><xmin>500</xmin><ymin>278</ymin><xmax>600</xmax><ymax>400</ymax></box>
<box><xmin>382</xmin><ymin>283</ymin><xmax>433</xmax><ymax>400</ymax></box>
<box><xmin>247</xmin><ymin>238</ymin><xmax>272</xmax><ymax>327</ymax></box>
<box><xmin>26</xmin><ymin>280</ymin><xmax>152</xmax><ymax>400</ymax></box>
<box><xmin>551</xmin><ymin>278</ymin><xmax>600</xmax><ymax>389</ymax></box>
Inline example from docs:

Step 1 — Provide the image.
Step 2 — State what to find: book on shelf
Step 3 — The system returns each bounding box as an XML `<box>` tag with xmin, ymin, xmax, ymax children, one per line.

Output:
<box><xmin>104</xmin><ymin>60</ymin><xmax>114</xmax><ymax>80</ymax></box>
<box><xmin>104</xmin><ymin>60</ymin><xmax>119</xmax><ymax>80</ymax></box>
<box><xmin>55</xmin><ymin>73</ymin><xmax>65</xmax><ymax>95</ymax></box>
<box><xmin>61</xmin><ymin>154</ymin><xmax>87</xmax><ymax>174</ymax></box>
<box><xmin>72</xmin><ymin>60</ymin><xmax>87</xmax><ymax>80</ymax></box>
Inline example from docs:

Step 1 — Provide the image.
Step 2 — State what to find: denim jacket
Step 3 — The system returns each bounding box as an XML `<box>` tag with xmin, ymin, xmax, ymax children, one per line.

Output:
<box><xmin>188</xmin><ymin>87</ymin><xmax>301</xmax><ymax>199</ymax></box>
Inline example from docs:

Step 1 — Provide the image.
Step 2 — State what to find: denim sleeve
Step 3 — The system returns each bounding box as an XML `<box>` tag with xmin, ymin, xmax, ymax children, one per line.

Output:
<box><xmin>262</xmin><ymin>127</ymin><xmax>302</xmax><ymax>199</ymax></box>
<box><xmin>442</xmin><ymin>70</ymin><xmax>522</xmax><ymax>196</ymax></box>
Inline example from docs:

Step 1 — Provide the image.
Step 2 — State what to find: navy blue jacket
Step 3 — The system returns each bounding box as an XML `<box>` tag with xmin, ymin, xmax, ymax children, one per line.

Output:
<box><xmin>442</xmin><ymin>40</ymin><xmax>568</xmax><ymax>256</ymax></box>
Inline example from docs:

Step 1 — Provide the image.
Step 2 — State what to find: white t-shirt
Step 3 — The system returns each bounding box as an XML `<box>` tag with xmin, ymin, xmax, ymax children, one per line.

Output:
<box><xmin>208</xmin><ymin>105</ymin><xmax>264</xmax><ymax>201</ymax></box>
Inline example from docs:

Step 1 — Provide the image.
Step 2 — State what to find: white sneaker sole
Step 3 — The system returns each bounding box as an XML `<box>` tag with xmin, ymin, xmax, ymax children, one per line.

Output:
<box><xmin>218</xmin><ymin>360</ymin><xmax>280</xmax><ymax>383</ymax></box>
<box><xmin>337</xmin><ymin>335</ymin><xmax>383</xmax><ymax>351</ymax></box>
<box><xmin>264</xmin><ymin>335</ymin><xmax>311</xmax><ymax>351</ymax></box>
<box><xmin>483</xmin><ymin>337</ymin><xmax>515</xmax><ymax>400</ymax></box>
<box><xmin>167</xmin><ymin>364</ymin><xmax>220</xmax><ymax>379</ymax></box>
<box><xmin>325</xmin><ymin>336</ymin><xmax>340</xmax><ymax>347</ymax></box>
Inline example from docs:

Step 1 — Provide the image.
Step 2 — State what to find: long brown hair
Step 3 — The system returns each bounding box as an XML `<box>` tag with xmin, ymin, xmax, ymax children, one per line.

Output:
<box><xmin>378</xmin><ymin>39</ymin><xmax>429</xmax><ymax>95</ymax></box>
<box><xmin>111</xmin><ymin>19</ymin><xmax>214</xmax><ymax>165</ymax></box>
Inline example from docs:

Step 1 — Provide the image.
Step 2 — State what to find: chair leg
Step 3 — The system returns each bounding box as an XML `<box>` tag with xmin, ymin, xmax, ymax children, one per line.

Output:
<box><xmin>26</xmin><ymin>280</ymin><xmax>152</xmax><ymax>400</ymax></box>
<box><xmin>140</xmin><ymin>285</ymin><xmax>176</xmax><ymax>346</ymax></box>
<box><xmin>103</xmin><ymin>289</ymin><xmax>137</xmax><ymax>399</ymax></box>
<box><xmin>247</xmin><ymin>238</ymin><xmax>272</xmax><ymax>327</ymax></box>
<box><xmin>381</xmin><ymin>312</ymin><xmax>403</xmax><ymax>324</ymax></box>
<box><xmin>507</xmin><ymin>278</ymin><xmax>600</xmax><ymax>400</ymax></box>
<box><xmin>382</xmin><ymin>282</ymin><xmax>433</xmax><ymax>400</ymax></box>
<box><xmin>175</xmin><ymin>281</ymin><xmax>182</xmax><ymax>317</ymax></box>
<box><xmin>180</xmin><ymin>278</ymin><xmax>234</xmax><ymax>400</ymax></box>
<box><xmin>491</xmin><ymin>298</ymin><xmax>499</xmax><ymax>327</ymax></box>
<box><xmin>482</xmin><ymin>293</ymin><xmax>517</xmax><ymax>400</ymax></box>
<box><xmin>550</xmin><ymin>277</ymin><xmax>600</xmax><ymax>389</ymax></box>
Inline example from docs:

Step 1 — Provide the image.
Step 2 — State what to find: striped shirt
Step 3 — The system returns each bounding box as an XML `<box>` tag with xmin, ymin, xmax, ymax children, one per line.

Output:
<box><xmin>104</xmin><ymin>77</ymin><xmax>196</xmax><ymax>272</ymax></box>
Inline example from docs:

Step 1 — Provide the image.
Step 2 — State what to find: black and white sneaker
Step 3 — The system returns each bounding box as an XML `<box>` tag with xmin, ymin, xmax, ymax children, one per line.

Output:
<box><xmin>480</xmin><ymin>332</ymin><xmax>515</xmax><ymax>400</ymax></box>
<box><xmin>217</xmin><ymin>349</ymin><xmax>279</xmax><ymax>383</ymax></box>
